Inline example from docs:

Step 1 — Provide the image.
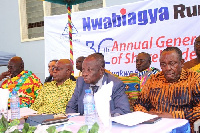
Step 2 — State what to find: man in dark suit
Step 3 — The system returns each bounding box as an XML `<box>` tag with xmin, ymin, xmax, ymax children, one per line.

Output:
<box><xmin>66</xmin><ymin>53</ymin><xmax>131</xmax><ymax>116</ymax></box>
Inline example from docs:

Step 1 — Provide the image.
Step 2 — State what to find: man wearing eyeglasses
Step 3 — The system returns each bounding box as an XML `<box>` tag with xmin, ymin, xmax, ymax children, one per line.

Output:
<box><xmin>31</xmin><ymin>59</ymin><xmax>76</xmax><ymax>114</ymax></box>
<box><xmin>134</xmin><ymin>47</ymin><xmax>200</xmax><ymax>131</ymax></box>
<box><xmin>183</xmin><ymin>35</ymin><xmax>200</xmax><ymax>71</ymax></box>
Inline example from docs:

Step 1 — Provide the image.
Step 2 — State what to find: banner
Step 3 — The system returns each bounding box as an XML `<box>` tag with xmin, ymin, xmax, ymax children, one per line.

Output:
<box><xmin>44</xmin><ymin>0</ymin><xmax>200</xmax><ymax>77</ymax></box>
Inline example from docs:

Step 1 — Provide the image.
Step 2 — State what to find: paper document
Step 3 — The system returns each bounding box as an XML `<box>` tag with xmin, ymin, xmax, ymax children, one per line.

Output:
<box><xmin>111</xmin><ymin>111</ymin><xmax>158</xmax><ymax>126</ymax></box>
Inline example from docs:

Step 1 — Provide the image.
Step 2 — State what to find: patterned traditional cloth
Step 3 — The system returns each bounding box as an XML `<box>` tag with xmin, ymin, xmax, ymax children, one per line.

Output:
<box><xmin>30</xmin><ymin>79</ymin><xmax>76</xmax><ymax>114</ymax></box>
<box><xmin>1</xmin><ymin>70</ymin><xmax>42</xmax><ymax>108</ymax></box>
<box><xmin>190</xmin><ymin>63</ymin><xmax>200</xmax><ymax>73</ymax></box>
<box><xmin>134</xmin><ymin>69</ymin><xmax>200</xmax><ymax>128</ymax></box>
<box><xmin>136</xmin><ymin>67</ymin><xmax>159</xmax><ymax>89</ymax></box>
<box><xmin>119</xmin><ymin>76</ymin><xmax>140</xmax><ymax>111</ymax></box>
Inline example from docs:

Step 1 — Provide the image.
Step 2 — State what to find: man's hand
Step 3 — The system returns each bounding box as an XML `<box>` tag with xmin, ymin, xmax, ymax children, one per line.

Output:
<box><xmin>0</xmin><ymin>71</ymin><xmax>11</xmax><ymax>81</ymax></box>
<box><xmin>148</xmin><ymin>111</ymin><xmax>173</xmax><ymax>118</ymax></box>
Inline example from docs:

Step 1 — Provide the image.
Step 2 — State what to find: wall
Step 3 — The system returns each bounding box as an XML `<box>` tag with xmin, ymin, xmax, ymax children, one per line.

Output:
<box><xmin>0</xmin><ymin>0</ymin><xmax>143</xmax><ymax>84</ymax></box>
<box><xmin>0</xmin><ymin>0</ymin><xmax>45</xmax><ymax>83</ymax></box>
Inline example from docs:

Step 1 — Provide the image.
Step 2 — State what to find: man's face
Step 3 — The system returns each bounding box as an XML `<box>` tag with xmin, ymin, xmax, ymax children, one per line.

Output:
<box><xmin>76</xmin><ymin>57</ymin><xmax>84</xmax><ymax>71</ymax></box>
<box><xmin>136</xmin><ymin>53</ymin><xmax>151</xmax><ymax>72</ymax></box>
<box><xmin>7</xmin><ymin>60</ymin><xmax>21</xmax><ymax>77</ymax></box>
<box><xmin>48</xmin><ymin>61</ymin><xmax>56</xmax><ymax>76</ymax></box>
<box><xmin>82</xmin><ymin>58</ymin><xmax>104</xmax><ymax>84</ymax></box>
<box><xmin>194</xmin><ymin>40</ymin><xmax>200</xmax><ymax>57</ymax></box>
<box><xmin>53</xmin><ymin>62</ymin><xmax>70</xmax><ymax>83</ymax></box>
<box><xmin>160</xmin><ymin>51</ymin><xmax>184</xmax><ymax>83</ymax></box>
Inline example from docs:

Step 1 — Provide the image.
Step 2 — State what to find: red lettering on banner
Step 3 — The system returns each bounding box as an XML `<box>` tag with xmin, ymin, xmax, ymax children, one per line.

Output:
<box><xmin>174</xmin><ymin>37</ymin><xmax>181</xmax><ymax>46</ymax></box>
<box><xmin>127</xmin><ymin>42</ymin><xmax>134</xmax><ymax>50</ymax></box>
<box><xmin>150</xmin><ymin>37</ymin><xmax>153</xmax><ymax>48</ymax></box>
<box><xmin>125</xmin><ymin>53</ymin><xmax>130</xmax><ymax>64</ymax></box>
<box><xmin>166</xmin><ymin>38</ymin><xmax>173</xmax><ymax>47</ymax></box>
<box><xmin>110</xmin><ymin>35</ymin><xmax>196</xmax><ymax>65</ymax></box>
<box><xmin>135</xmin><ymin>42</ymin><xmax>141</xmax><ymax>49</ymax></box>
<box><xmin>112</xmin><ymin>41</ymin><xmax>118</xmax><ymax>51</ymax></box>
<box><xmin>191</xmin><ymin>36</ymin><xmax>196</xmax><ymax>45</ymax></box>
<box><xmin>131</xmin><ymin>52</ymin><xmax>137</xmax><ymax>63</ymax></box>
<box><xmin>120</xmin><ymin>43</ymin><xmax>126</xmax><ymax>51</ymax></box>
<box><xmin>190</xmin><ymin>51</ymin><xmax>196</xmax><ymax>60</ymax></box>
<box><xmin>152</xmin><ymin>54</ymin><xmax>159</xmax><ymax>62</ymax></box>
<box><xmin>183</xmin><ymin>37</ymin><xmax>190</xmax><ymax>46</ymax></box>
<box><xmin>156</xmin><ymin>36</ymin><xmax>165</xmax><ymax>48</ymax></box>
<box><xmin>112</xmin><ymin>57</ymin><xmax>118</xmax><ymax>64</ymax></box>
<box><xmin>142</xmin><ymin>41</ymin><xmax>149</xmax><ymax>49</ymax></box>
<box><xmin>156</xmin><ymin>36</ymin><xmax>196</xmax><ymax>48</ymax></box>
<box><xmin>182</xmin><ymin>48</ymin><xmax>189</xmax><ymax>60</ymax></box>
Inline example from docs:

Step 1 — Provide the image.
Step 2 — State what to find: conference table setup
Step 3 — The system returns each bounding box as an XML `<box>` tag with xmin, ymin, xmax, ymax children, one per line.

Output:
<box><xmin>59</xmin><ymin>115</ymin><xmax>190</xmax><ymax>133</ymax></box>
<box><xmin>6</xmin><ymin>108</ymin><xmax>190</xmax><ymax>133</ymax></box>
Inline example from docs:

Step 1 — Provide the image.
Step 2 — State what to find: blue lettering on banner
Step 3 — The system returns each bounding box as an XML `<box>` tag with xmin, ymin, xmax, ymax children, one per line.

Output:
<box><xmin>112</xmin><ymin>70</ymin><xmax>134</xmax><ymax>76</ymax></box>
<box><xmin>86</xmin><ymin>38</ymin><xmax>114</xmax><ymax>64</ymax></box>
<box><xmin>82</xmin><ymin>7</ymin><xmax>169</xmax><ymax>31</ymax></box>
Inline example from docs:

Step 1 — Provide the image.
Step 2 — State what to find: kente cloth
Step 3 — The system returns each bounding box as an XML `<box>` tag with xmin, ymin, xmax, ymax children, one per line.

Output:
<box><xmin>30</xmin><ymin>79</ymin><xmax>76</xmax><ymax>114</ymax></box>
<box><xmin>134</xmin><ymin>69</ymin><xmax>200</xmax><ymax>126</ymax></box>
<box><xmin>136</xmin><ymin>67</ymin><xmax>159</xmax><ymax>89</ymax></box>
<box><xmin>1</xmin><ymin>70</ymin><xmax>42</xmax><ymax>108</ymax></box>
<box><xmin>190</xmin><ymin>63</ymin><xmax>200</xmax><ymax>73</ymax></box>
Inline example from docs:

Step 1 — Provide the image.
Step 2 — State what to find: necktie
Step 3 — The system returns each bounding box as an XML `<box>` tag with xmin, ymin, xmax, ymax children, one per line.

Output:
<box><xmin>91</xmin><ymin>86</ymin><xmax>99</xmax><ymax>94</ymax></box>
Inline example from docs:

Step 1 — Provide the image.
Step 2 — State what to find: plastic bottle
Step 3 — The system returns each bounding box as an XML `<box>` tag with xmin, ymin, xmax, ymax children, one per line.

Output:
<box><xmin>10</xmin><ymin>90</ymin><xmax>20</xmax><ymax>120</ymax></box>
<box><xmin>83</xmin><ymin>89</ymin><xmax>96</xmax><ymax>130</ymax></box>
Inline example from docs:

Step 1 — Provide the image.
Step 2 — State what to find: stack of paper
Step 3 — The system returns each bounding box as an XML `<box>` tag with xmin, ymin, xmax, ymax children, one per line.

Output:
<box><xmin>111</xmin><ymin>111</ymin><xmax>158</xmax><ymax>126</ymax></box>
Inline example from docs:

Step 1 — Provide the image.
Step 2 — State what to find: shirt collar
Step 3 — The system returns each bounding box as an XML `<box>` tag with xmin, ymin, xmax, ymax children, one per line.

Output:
<box><xmin>90</xmin><ymin>75</ymin><xmax>104</xmax><ymax>88</ymax></box>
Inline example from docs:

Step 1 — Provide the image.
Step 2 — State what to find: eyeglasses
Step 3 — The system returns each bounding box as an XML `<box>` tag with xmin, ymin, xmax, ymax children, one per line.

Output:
<box><xmin>52</xmin><ymin>67</ymin><xmax>64</xmax><ymax>71</ymax></box>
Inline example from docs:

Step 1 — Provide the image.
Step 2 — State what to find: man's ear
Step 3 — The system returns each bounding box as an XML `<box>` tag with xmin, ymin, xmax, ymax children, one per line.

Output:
<box><xmin>100</xmin><ymin>67</ymin><xmax>105</xmax><ymax>75</ymax></box>
<box><xmin>181</xmin><ymin>59</ymin><xmax>185</xmax><ymax>67</ymax></box>
<box><xmin>20</xmin><ymin>63</ymin><xmax>24</xmax><ymax>69</ymax></box>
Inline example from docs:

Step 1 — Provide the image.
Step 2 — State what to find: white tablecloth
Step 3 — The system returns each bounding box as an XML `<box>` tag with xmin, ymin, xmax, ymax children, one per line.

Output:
<box><xmin>57</xmin><ymin>116</ymin><xmax>190</xmax><ymax>133</ymax></box>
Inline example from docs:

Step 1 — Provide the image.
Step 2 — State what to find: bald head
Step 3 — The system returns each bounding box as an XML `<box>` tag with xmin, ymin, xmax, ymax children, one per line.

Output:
<box><xmin>53</xmin><ymin>59</ymin><xmax>73</xmax><ymax>85</ymax></box>
<box><xmin>8</xmin><ymin>56</ymin><xmax>24</xmax><ymax>77</ymax></box>
<box><xmin>58</xmin><ymin>59</ymin><xmax>73</xmax><ymax>71</ymax></box>
<box><xmin>86</xmin><ymin>53</ymin><xmax>105</xmax><ymax>68</ymax></box>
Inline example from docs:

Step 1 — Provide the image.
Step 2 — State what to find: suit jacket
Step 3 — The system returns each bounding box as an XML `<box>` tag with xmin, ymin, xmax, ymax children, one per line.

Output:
<box><xmin>66</xmin><ymin>73</ymin><xmax>131</xmax><ymax>115</ymax></box>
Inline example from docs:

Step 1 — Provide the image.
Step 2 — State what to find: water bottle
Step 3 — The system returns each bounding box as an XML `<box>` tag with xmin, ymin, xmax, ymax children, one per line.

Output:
<box><xmin>83</xmin><ymin>89</ymin><xmax>96</xmax><ymax>130</ymax></box>
<box><xmin>10</xmin><ymin>90</ymin><xmax>20</xmax><ymax>120</ymax></box>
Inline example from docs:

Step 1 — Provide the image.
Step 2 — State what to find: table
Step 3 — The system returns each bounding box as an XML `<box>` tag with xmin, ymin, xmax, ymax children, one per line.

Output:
<box><xmin>57</xmin><ymin>116</ymin><xmax>190</xmax><ymax>133</ymax></box>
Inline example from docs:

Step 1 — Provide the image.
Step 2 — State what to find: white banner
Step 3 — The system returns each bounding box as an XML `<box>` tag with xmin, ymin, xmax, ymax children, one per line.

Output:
<box><xmin>45</xmin><ymin>0</ymin><xmax>200</xmax><ymax>77</ymax></box>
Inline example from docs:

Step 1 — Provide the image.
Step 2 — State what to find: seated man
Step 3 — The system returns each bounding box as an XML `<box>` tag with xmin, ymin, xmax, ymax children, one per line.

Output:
<box><xmin>130</xmin><ymin>52</ymin><xmax>159</xmax><ymax>89</ymax></box>
<box><xmin>45</xmin><ymin>59</ymin><xmax>76</xmax><ymax>83</ymax></box>
<box><xmin>75</xmin><ymin>56</ymin><xmax>85</xmax><ymax>77</ymax></box>
<box><xmin>44</xmin><ymin>59</ymin><xmax>58</xmax><ymax>83</ymax></box>
<box><xmin>66</xmin><ymin>53</ymin><xmax>131</xmax><ymax>116</ymax></box>
<box><xmin>31</xmin><ymin>59</ymin><xmax>76</xmax><ymax>114</ymax></box>
<box><xmin>0</xmin><ymin>56</ymin><xmax>42</xmax><ymax>108</ymax></box>
<box><xmin>134</xmin><ymin>47</ymin><xmax>200</xmax><ymax>129</ymax></box>
<box><xmin>183</xmin><ymin>35</ymin><xmax>200</xmax><ymax>72</ymax></box>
